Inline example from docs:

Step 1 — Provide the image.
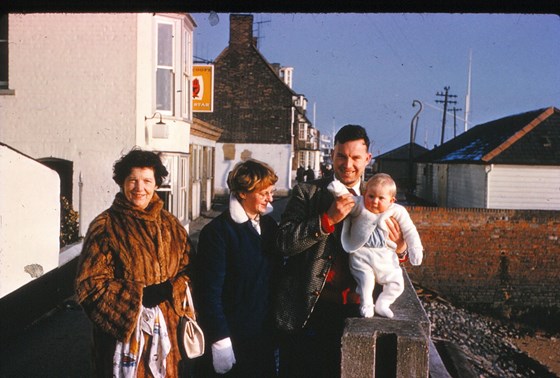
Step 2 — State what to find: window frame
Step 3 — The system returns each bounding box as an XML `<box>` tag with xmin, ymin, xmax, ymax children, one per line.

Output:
<box><xmin>0</xmin><ymin>14</ymin><xmax>10</xmax><ymax>91</ymax></box>
<box><xmin>155</xmin><ymin>19</ymin><xmax>175</xmax><ymax>115</ymax></box>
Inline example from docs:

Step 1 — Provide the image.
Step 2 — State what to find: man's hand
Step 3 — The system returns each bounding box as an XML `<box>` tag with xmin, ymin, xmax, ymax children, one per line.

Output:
<box><xmin>385</xmin><ymin>216</ymin><xmax>407</xmax><ymax>253</ymax></box>
<box><xmin>326</xmin><ymin>194</ymin><xmax>355</xmax><ymax>225</ymax></box>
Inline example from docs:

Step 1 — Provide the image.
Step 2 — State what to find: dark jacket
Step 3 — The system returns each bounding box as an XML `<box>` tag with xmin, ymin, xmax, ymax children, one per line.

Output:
<box><xmin>195</xmin><ymin>209</ymin><xmax>280</xmax><ymax>344</ymax></box>
<box><xmin>274</xmin><ymin>177</ymin><xmax>349</xmax><ymax>332</ymax></box>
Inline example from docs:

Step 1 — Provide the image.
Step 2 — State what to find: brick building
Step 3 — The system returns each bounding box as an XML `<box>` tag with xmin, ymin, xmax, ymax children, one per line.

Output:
<box><xmin>196</xmin><ymin>14</ymin><xmax>320</xmax><ymax>196</ymax></box>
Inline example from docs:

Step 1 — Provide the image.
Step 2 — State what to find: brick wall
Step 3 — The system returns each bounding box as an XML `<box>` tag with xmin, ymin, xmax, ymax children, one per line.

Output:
<box><xmin>406</xmin><ymin>206</ymin><xmax>560</xmax><ymax>328</ymax></box>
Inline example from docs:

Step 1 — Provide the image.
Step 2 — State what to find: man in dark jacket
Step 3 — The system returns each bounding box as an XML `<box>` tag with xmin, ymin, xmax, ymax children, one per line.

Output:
<box><xmin>296</xmin><ymin>165</ymin><xmax>305</xmax><ymax>183</ymax></box>
<box><xmin>274</xmin><ymin>125</ymin><xmax>407</xmax><ymax>377</ymax></box>
<box><xmin>304</xmin><ymin>166</ymin><xmax>315</xmax><ymax>181</ymax></box>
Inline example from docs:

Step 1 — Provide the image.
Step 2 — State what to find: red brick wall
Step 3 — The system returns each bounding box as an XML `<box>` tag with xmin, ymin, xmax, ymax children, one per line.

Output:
<box><xmin>405</xmin><ymin>206</ymin><xmax>560</xmax><ymax>324</ymax></box>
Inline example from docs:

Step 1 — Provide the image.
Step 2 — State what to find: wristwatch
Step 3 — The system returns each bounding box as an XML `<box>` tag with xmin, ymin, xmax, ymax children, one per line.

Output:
<box><xmin>397</xmin><ymin>249</ymin><xmax>408</xmax><ymax>262</ymax></box>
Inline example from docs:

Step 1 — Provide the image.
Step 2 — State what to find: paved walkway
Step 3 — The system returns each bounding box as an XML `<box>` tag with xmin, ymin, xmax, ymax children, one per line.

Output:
<box><xmin>0</xmin><ymin>197</ymin><xmax>288</xmax><ymax>378</ymax></box>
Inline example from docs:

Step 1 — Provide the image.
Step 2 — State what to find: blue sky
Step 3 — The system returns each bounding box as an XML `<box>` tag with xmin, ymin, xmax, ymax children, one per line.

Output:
<box><xmin>191</xmin><ymin>13</ymin><xmax>560</xmax><ymax>155</ymax></box>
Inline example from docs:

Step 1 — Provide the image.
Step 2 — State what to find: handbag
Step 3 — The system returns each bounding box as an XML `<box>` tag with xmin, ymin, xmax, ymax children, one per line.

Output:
<box><xmin>178</xmin><ymin>281</ymin><xmax>205</xmax><ymax>359</ymax></box>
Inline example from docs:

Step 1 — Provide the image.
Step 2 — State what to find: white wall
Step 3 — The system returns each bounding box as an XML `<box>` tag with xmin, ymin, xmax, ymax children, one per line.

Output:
<box><xmin>0</xmin><ymin>145</ymin><xmax>60</xmax><ymax>298</ymax></box>
<box><xmin>214</xmin><ymin>143</ymin><xmax>293</xmax><ymax>197</ymax></box>
<box><xmin>0</xmin><ymin>13</ymin><xmax>140</xmax><ymax>235</ymax></box>
<box><xmin>0</xmin><ymin>13</ymin><xmax>194</xmax><ymax>235</ymax></box>
<box><xmin>487</xmin><ymin>165</ymin><xmax>560</xmax><ymax>210</ymax></box>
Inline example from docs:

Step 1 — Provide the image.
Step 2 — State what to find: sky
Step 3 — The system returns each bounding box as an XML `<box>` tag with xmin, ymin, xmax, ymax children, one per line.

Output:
<box><xmin>190</xmin><ymin>13</ymin><xmax>560</xmax><ymax>156</ymax></box>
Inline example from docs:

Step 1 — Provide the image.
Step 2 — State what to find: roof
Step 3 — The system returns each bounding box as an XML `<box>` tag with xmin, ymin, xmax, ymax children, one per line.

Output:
<box><xmin>418</xmin><ymin>106</ymin><xmax>560</xmax><ymax>165</ymax></box>
<box><xmin>375</xmin><ymin>143</ymin><xmax>429</xmax><ymax>161</ymax></box>
<box><xmin>196</xmin><ymin>14</ymin><xmax>297</xmax><ymax>145</ymax></box>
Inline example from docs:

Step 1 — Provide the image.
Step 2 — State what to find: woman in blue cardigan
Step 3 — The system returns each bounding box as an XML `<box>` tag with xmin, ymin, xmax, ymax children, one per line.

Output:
<box><xmin>194</xmin><ymin>159</ymin><xmax>280</xmax><ymax>377</ymax></box>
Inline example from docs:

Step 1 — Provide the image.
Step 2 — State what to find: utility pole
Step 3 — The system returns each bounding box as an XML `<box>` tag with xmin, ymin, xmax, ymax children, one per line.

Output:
<box><xmin>435</xmin><ymin>86</ymin><xmax>457</xmax><ymax>145</ymax></box>
<box><xmin>451</xmin><ymin>107</ymin><xmax>462</xmax><ymax>138</ymax></box>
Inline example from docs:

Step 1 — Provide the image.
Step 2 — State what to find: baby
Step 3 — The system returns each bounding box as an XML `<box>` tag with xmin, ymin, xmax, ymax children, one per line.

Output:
<box><xmin>328</xmin><ymin>173</ymin><xmax>423</xmax><ymax>318</ymax></box>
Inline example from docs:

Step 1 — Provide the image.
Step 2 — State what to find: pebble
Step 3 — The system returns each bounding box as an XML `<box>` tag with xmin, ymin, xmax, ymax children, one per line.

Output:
<box><xmin>418</xmin><ymin>290</ymin><xmax>556</xmax><ymax>377</ymax></box>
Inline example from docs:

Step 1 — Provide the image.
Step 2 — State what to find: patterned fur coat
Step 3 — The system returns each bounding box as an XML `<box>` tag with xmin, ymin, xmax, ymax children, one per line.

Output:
<box><xmin>75</xmin><ymin>192</ymin><xmax>193</xmax><ymax>377</ymax></box>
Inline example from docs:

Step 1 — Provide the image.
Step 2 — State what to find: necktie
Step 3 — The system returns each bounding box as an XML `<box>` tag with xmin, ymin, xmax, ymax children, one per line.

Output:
<box><xmin>348</xmin><ymin>188</ymin><xmax>358</xmax><ymax>196</ymax></box>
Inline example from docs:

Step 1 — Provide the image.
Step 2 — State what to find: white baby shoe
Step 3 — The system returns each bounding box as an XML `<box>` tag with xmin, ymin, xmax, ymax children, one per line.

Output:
<box><xmin>375</xmin><ymin>303</ymin><xmax>394</xmax><ymax>318</ymax></box>
<box><xmin>360</xmin><ymin>304</ymin><xmax>374</xmax><ymax>318</ymax></box>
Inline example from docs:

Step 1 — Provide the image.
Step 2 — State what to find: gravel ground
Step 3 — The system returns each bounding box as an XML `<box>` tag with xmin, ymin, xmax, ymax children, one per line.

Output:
<box><xmin>417</xmin><ymin>287</ymin><xmax>559</xmax><ymax>377</ymax></box>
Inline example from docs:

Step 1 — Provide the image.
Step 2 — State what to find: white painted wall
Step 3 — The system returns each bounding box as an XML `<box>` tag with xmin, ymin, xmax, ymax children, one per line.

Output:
<box><xmin>0</xmin><ymin>145</ymin><xmax>60</xmax><ymax>298</ymax></box>
<box><xmin>487</xmin><ymin>165</ymin><xmax>560</xmax><ymax>210</ymax></box>
<box><xmin>417</xmin><ymin>162</ymin><xmax>560</xmax><ymax>210</ymax></box>
<box><xmin>0</xmin><ymin>13</ymin><xmax>139</xmax><ymax>235</ymax></box>
<box><xmin>0</xmin><ymin>13</ymin><xmax>194</xmax><ymax>235</ymax></box>
<box><xmin>214</xmin><ymin>143</ymin><xmax>293</xmax><ymax>197</ymax></box>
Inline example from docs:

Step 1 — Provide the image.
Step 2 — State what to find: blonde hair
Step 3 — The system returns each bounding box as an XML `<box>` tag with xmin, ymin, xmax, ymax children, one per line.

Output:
<box><xmin>227</xmin><ymin>159</ymin><xmax>278</xmax><ymax>199</ymax></box>
<box><xmin>366</xmin><ymin>173</ymin><xmax>397</xmax><ymax>197</ymax></box>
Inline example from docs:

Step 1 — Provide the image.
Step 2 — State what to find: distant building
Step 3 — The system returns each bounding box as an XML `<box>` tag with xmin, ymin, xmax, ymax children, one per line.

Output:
<box><xmin>320</xmin><ymin>133</ymin><xmax>334</xmax><ymax>164</ymax></box>
<box><xmin>416</xmin><ymin>106</ymin><xmax>560</xmax><ymax>210</ymax></box>
<box><xmin>195</xmin><ymin>14</ymin><xmax>320</xmax><ymax>196</ymax></box>
<box><xmin>0</xmin><ymin>13</ymin><xmax>205</xmax><ymax>234</ymax></box>
<box><xmin>373</xmin><ymin>143</ymin><xmax>429</xmax><ymax>192</ymax></box>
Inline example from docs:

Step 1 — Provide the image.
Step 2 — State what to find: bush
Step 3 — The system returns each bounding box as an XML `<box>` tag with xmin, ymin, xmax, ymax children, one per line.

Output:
<box><xmin>60</xmin><ymin>196</ymin><xmax>80</xmax><ymax>247</ymax></box>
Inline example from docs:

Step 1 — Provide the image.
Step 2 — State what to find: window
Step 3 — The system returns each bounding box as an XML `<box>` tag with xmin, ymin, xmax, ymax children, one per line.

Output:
<box><xmin>298</xmin><ymin>123</ymin><xmax>307</xmax><ymax>141</ymax></box>
<box><xmin>182</xmin><ymin>25</ymin><xmax>192</xmax><ymax>118</ymax></box>
<box><xmin>298</xmin><ymin>151</ymin><xmax>306</xmax><ymax>167</ymax></box>
<box><xmin>178</xmin><ymin>156</ymin><xmax>188</xmax><ymax>221</ymax></box>
<box><xmin>0</xmin><ymin>14</ymin><xmax>8</xmax><ymax>89</ymax></box>
<box><xmin>156</xmin><ymin>21</ymin><xmax>174</xmax><ymax>113</ymax></box>
<box><xmin>154</xmin><ymin>15</ymin><xmax>194</xmax><ymax>120</ymax></box>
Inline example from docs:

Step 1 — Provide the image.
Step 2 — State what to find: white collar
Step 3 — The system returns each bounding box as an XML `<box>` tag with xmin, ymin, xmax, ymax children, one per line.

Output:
<box><xmin>229</xmin><ymin>193</ymin><xmax>273</xmax><ymax>224</ymax></box>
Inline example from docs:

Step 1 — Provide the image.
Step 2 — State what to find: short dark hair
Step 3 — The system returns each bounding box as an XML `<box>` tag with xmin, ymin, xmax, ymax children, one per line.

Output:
<box><xmin>113</xmin><ymin>147</ymin><xmax>168</xmax><ymax>187</ymax></box>
<box><xmin>334</xmin><ymin>124</ymin><xmax>370</xmax><ymax>149</ymax></box>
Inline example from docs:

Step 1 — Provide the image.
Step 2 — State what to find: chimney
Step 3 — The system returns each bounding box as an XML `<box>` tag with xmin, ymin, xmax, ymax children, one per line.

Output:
<box><xmin>230</xmin><ymin>14</ymin><xmax>254</xmax><ymax>48</ymax></box>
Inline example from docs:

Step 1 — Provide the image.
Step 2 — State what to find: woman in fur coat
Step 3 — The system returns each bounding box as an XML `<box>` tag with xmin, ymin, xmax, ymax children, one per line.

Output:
<box><xmin>75</xmin><ymin>148</ymin><xmax>194</xmax><ymax>377</ymax></box>
<box><xmin>193</xmin><ymin>159</ymin><xmax>281</xmax><ymax>377</ymax></box>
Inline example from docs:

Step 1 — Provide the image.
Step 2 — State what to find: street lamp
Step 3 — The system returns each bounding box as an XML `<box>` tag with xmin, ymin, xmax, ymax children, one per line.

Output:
<box><xmin>409</xmin><ymin>100</ymin><xmax>423</xmax><ymax>195</ymax></box>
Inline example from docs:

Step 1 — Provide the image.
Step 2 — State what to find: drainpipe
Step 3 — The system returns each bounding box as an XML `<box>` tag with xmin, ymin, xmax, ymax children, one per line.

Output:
<box><xmin>288</xmin><ymin>105</ymin><xmax>295</xmax><ymax>190</ymax></box>
<box><xmin>485</xmin><ymin>164</ymin><xmax>493</xmax><ymax>208</ymax></box>
<box><xmin>78</xmin><ymin>172</ymin><xmax>84</xmax><ymax>237</ymax></box>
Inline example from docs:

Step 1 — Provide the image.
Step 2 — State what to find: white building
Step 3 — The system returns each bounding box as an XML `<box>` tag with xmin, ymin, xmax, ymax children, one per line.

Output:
<box><xmin>416</xmin><ymin>107</ymin><xmax>560</xmax><ymax>210</ymax></box>
<box><xmin>0</xmin><ymin>13</ymin><xmax>196</xmax><ymax>234</ymax></box>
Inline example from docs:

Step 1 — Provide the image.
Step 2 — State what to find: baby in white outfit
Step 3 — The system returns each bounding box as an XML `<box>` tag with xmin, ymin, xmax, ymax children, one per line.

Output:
<box><xmin>328</xmin><ymin>173</ymin><xmax>423</xmax><ymax>318</ymax></box>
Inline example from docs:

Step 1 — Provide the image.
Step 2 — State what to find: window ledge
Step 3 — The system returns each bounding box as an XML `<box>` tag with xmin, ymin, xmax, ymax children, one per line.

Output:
<box><xmin>0</xmin><ymin>89</ymin><xmax>15</xmax><ymax>95</ymax></box>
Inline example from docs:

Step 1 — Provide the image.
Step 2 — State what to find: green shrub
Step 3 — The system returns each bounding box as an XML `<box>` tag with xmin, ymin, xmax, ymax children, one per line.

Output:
<box><xmin>60</xmin><ymin>196</ymin><xmax>80</xmax><ymax>248</ymax></box>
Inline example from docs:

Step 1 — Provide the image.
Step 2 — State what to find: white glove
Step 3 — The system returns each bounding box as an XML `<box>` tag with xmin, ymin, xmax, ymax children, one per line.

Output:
<box><xmin>408</xmin><ymin>247</ymin><xmax>423</xmax><ymax>266</ymax></box>
<box><xmin>212</xmin><ymin>337</ymin><xmax>236</xmax><ymax>374</ymax></box>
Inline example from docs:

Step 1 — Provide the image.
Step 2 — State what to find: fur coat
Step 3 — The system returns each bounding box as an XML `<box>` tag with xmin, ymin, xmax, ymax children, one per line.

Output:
<box><xmin>75</xmin><ymin>192</ymin><xmax>193</xmax><ymax>377</ymax></box>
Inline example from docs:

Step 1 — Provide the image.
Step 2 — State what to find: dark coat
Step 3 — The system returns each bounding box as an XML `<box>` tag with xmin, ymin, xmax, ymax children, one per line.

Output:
<box><xmin>274</xmin><ymin>177</ymin><xmax>353</xmax><ymax>332</ymax></box>
<box><xmin>193</xmin><ymin>208</ymin><xmax>280</xmax><ymax>376</ymax></box>
<box><xmin>75</xmin><ymin>192</ymin><xmax>192</xmax><ymax>377</ymax></box>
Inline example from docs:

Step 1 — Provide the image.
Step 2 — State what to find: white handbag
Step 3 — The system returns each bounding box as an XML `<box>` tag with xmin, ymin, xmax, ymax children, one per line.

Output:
<box><xmin>178</xmin><ymin>282</ymin><xmax>205</xmax><ymax>359</ymax></box>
